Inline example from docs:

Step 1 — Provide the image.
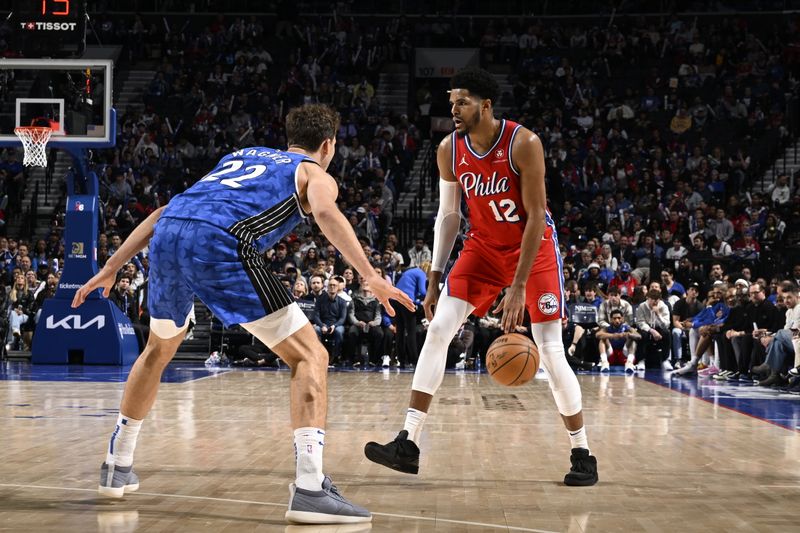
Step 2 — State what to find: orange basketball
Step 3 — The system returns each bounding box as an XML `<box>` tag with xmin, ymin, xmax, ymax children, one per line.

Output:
<box><xmin>485</xmin><ymin>333</ymin><xmax>539</xmax><ymax>386</ymax></box>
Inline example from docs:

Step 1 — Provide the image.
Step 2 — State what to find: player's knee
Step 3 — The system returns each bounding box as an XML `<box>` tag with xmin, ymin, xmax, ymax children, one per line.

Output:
<box><xmin>140</xmin><ymin>343</ymin><xmax>175</xmax><ymax>368</ymax></box>
<box><xmin>539</xmin><ymin>341</ymin><xmax>582</xmax><ymax>415</ymax></box>
<box><xmin>424</xmin><ymin>319</ymin><xmax>451</xmax><ymax>349</ymax></box>
<box><xmin>300</xmin><ymin>343</ymin><xmax>329</xmax><ymax>369</ymax></box>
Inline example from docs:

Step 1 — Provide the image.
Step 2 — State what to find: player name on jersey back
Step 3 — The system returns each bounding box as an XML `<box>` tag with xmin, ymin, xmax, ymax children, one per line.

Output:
<box><xmin>227</xmin><ymin>148</ymin><xmax>293</xmax><ymax>164</ymax></box>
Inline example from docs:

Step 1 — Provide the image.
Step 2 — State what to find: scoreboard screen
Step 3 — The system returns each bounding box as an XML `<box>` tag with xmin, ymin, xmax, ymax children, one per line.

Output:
<box><xmin>10</xmin><ymin>0</ymin><xmax>87</xmax><ymax>58</ymax></box>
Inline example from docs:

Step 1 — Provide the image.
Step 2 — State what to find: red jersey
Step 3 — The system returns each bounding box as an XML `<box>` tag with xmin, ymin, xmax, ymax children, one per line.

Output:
<box><xmin>452</xmin><ymin>119</ymin><xmax>546</xmax><ymax>249</ymax></box>
<box><xmin>446</xmin><ymin>119</ymin><xmax>565</xmax><ymax>321</ymax></box>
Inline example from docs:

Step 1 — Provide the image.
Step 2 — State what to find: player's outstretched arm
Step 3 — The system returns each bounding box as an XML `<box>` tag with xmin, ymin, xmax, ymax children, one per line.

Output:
<box><xmin>72</xmin><ymin>206</ymin><xmax>166</xmax><ymax>308</ymax></box>
<box><xmin>424</xmin><ymin>136</ymin><xmax>462</xmax><ymax>321</ymax></box>
<box><xmin>305</xmin><ymin>165</ymin><xmax>415</xmax><ymax>317</ymax></box>
<box><xmin>495</xmin><ymin>130</ymin><xmax>547</xmax><ymax>333</ymax></box>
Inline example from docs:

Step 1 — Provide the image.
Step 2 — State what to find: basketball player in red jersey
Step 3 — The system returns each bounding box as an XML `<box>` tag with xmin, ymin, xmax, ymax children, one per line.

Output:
<box><xmin>365</xmin><ymin>67</ymin><xmax>598</xmax><ymax>485</ymax></box>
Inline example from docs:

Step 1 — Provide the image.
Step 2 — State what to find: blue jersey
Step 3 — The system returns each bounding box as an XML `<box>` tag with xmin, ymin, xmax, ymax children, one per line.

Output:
<box><xmin>162</xmin><ymin>147</ymin><xmax>314</xmax><ymax>251</ymax></box>
<box><xmin>606</xmin><ymin>323</ymin><xmax>632</xmax><ymax>350</ymax></box>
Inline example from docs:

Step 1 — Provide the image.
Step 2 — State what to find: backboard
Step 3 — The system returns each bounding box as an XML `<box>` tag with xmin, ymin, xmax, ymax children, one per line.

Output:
<box><xmin>0</xmin><ymin>58</ymin><xmax>115</xmax><ymax>149</ymax></box>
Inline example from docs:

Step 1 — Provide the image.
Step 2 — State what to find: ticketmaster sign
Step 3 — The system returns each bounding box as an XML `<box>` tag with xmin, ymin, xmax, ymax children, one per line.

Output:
<box><xmin>415</xmin><ymin>48</ymin><xmax>479</xmax><ymax>78</ymax></box>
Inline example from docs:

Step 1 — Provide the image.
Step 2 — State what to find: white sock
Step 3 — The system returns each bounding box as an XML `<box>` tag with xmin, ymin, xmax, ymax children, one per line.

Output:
<box><xmin>403</xmin><ymin>408</ymin><xmax>427</xmax><ymax>444</ymax></box>
<box><xmin>568</xmin><ymin>426</ymin><xmax>589</xmax><ymax>452</ymax></box>
<box><xmin>626</xmin><ymin>352</ymin><xmax>635</xmax><ymax>364</ymax></box>
<box><xmin>688</xmin><ymin>355</ymin><xmax>699</xmax><ymax>367</ymax></box>
<box><xmin>599</xmin><ymin>349</ymin><xmax>608</xmax><ymax>364</ymax></box>
<box><xmin>107</xmin><ymin>413</ymin><xmax>143</xmax><ymax>467</ymax></box>
<box><xmin>294</xmin><ymin>427</ymin><xmax>325</xmax><ymax>491</ymax></box>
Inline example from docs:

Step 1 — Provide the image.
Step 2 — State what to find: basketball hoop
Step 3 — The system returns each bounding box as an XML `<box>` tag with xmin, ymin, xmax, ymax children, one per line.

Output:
<box><xmin>14</xmin><ymin>126</ymin><xmax>52</xmax><ymax>167</ymax></box>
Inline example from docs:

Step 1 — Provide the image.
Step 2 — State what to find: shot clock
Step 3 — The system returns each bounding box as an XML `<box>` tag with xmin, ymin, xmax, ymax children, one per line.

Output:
<box><xmin>9</xmin><ymin>0</ymin><xmax>87</xmax><ymax>57</ymax></box>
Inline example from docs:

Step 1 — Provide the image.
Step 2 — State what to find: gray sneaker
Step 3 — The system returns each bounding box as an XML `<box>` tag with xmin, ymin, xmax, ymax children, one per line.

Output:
<box><xmin>672</xmin><ymin>363</ymin><xmax>697</xmax><ymax>377</ymax></box>
<box><xmin>285</xmin><ymin>476</ymin><xmax>372</xmax><ymax>524</ymax></box>
<box><xmin>98</xmin><ymin>462</ymin><xmax>140</xmax><ymax>498</ymax></box>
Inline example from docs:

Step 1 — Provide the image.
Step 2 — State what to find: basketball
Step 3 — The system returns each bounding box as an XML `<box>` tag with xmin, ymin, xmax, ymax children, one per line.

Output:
<box><xmin>485</xmin><ymin>333</ymin><xmax>539</xmax><ymax>386</ymax></box>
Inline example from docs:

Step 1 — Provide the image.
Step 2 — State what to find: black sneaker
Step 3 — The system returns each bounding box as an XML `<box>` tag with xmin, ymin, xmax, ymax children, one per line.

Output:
<box><xmin>751</xmin><ymin>362</ymin><xmax>771</xmax><ymax>378</ymax></box>
<box><xmin>564</xmin><ymin>448</ymin><xmax>598</xmax><ymax>486</ymax></box>
<box><xmin>364</xmin><ymin>430</ymin><xmax>420</xmax><ymax>474</ymax></box>
<box><xmin>758</xmin><ymin>373</ymin><xmax>787</xmax><ymax>388</ymax></box>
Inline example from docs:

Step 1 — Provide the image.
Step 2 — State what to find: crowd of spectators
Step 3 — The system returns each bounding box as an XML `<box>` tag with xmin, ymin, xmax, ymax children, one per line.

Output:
<box><xmin>0</xmin><ymin>10</ymin><xmax>797</xmax><ymax>386</ymax></box>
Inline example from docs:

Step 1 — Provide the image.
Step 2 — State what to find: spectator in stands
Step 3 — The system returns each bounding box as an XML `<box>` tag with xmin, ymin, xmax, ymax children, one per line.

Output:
<box><xmin>710</xmin><ymin>236</ymin><xmax>733</xmax><ymax>261</ymax></box>
<box><xmin>635</xmin><ymin>288</ymin><xmax>673</xmax><ymax>370</ymax></box>
<box><xmin>752</xmin><ymin>282</ymin><xmax>800</xmax><ymax>387</ymax></box>
<box><xmin>293</xmin><ymin>279</ymin><xmax>316</xmax><ymax>321</ymax></box>
<box><xmin>597</xmin><ymin>285</ymin><xmax>633</xmax><ymax>329</ymax></box>
<box><xmin>596</xmin><ymin>309</ymin><xmax>641</xmax><ymax>373</ymax></box>
<box><xmin>567</xmin><ymin>284</ymin><xmax>602</xmax><ymax>364</ymax></box>
<box><xmin>671</xmin><ymin>282</ymin><xmax>703</xmax><ymax>367</ymax></box>
<box><xmin>345</xmin><ymin>282</ymin><xmax>383</xmax><ymax>368</ymax></box>
<box><xmin>673</xmin><ymin>285</ymin><xmax>730</xmax><ymax>376</ymax></box>
<box><xmin>270</xmin><ymin>243</ymin><xmax>291</xmax><ymax>274</ymax></box>
<box><xmin>708</xmin><ymin>208</ymin><xmax>735</xmax><ymax>243</ymax></box>
<box><xmin>407</xmin><ymin>238</ymin><xmax>431</xmax><ymax>268</ymax></box>
<box><xmin>312</xmin><ymin>277</ymin><xmax>348</xmax><ymax>365</ymax></box>
<box><xmin>665</xmin><ymin>238</ymin><xmax>688</xmax><ymax>270</ymax></box>
<box><xmin>608</xmin><ymin>262</ymin><xmax>637</xmax><ymax>300</ymax></box>
<box><xmin>767</xmin><ymin>174</ymin><xmax>792</xmax><ymax>207</ymax></box>
<box><xmin>394</xmin><ymin>262</ymin><xmax>427</xmax><ymax>368</ymax></box>
<box><xmin>333</xmin><ymin>275</ymin><xmax>352</xmax><ymax>305</ymax></box>
<box><xmin>597</xmin><ymin>243</ymin><xmax>618</xmax><ymax>272</ymax></box>
<box><xmin>705</xmin><ymin>262</ymin><xmax>726</xmax><ymax>293</ymax></box>
<box><xmin>7</xmin><ymin>305</ymin><xmax>29</xmax><ymax>351</ymax></box>
<box><xmin>306</xmin><ymin>274</ymin><xmax>325</xmax><ymax>302</ymax></box>
<box><xmin>660</xmin><ymin>268</ymin><xmax>685</xmax><ymax>301</ymax></box>
<box><xmin>632</xmin><ymin>234</ymin><xmax>663</xmax><ymax>284</ymax></box>
<box><xmin>108</xmin><ymin>274</ymin><xmax>147</xmax><ymax>351</ymax></box>
<box><xmin>714</xmin><ymin>287</ymin><xmax>749</xmax><ymax>381</ymax></box>
<box><xmin>731</xmin><ymin>230</ymin><xmax>760</xmax><ymax>266</ymax></box>
<box><xmin>580</xmin><ymin>263</ymin><xmax>611</xmax><ymax>295</ymax></box>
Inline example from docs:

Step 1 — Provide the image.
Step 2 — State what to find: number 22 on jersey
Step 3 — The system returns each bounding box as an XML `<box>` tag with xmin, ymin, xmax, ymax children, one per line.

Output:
<box><xmin>200</xmin><ymin>160</ymin><xmax>267</xmax><ymax>188</ymax></box>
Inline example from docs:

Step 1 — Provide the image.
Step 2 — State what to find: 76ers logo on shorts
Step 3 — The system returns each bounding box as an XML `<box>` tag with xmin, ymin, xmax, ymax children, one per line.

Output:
<box><xmin>538</xmin><ymin>293</ymin><xmax>559</xmax><ymax>315</ymax></box>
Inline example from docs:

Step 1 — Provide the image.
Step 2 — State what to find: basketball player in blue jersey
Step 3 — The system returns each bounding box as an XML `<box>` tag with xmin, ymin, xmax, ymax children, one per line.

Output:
<box><xmin>72</xmin><ymin>104</ymin><xmax>415</xmax><ymax>525</ymax></box>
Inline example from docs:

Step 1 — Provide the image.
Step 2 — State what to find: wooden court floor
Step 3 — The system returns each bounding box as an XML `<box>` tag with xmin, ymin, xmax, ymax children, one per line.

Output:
<box><xmin>1</xmin><ymin>367</ymin><xmax>799</xmax><ymax>532</ymax></box>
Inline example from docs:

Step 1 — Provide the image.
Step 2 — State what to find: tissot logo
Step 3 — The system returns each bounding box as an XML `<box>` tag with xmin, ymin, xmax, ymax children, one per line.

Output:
<box><xmin>20</xmin><ymin>22</ymin><xmax>78</xmax><ymax>31</ymax></box>
<box><xmin>45</xmin><ymin>315</ymin><xmax>106</xmax><ymax>330</ymax></box>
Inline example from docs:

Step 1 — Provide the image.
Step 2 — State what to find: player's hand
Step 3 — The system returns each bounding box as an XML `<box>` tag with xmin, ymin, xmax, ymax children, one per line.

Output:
<box><xmin>367</xmin><ymin>274</ymin><xmax>415</xmax><ymax>317</ymax></box>
<box><xmin>494</xmin><ymin>284</ymin><xmax>526</xmax><ymax>334</ymax></box>
<box><xmin>71</xmin><ymin>267</ymin><xmax>116</xmax><ymax>308</ymax></box>
<box><xmin>422</xmin><ymin>284</ymin><xmax>440</xmax><ymax>322</ymax></box>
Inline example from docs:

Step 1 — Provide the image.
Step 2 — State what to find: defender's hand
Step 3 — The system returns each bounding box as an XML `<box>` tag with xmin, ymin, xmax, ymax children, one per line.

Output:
<box><xmin>367</xmin><ymin>275</ymin><xmax>415</xmax><ymax>317</ymax></box>
<box><xmin>71</xmin><ymin>267</ymin><xmax>116</xmax><ymax>308</ymax></box>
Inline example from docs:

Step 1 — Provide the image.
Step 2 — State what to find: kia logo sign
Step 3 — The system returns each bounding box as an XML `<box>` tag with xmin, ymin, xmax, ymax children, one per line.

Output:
<box><xmin>45</xmin><ymin>315</ymin><xmax>106</xmax><ymax>330</ymax></box>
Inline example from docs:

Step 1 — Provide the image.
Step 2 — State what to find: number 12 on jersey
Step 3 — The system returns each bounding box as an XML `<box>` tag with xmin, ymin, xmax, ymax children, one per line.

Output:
<box><xmin>488</xmin><ymin>199</ymin><xmax>520</xmax><ymax>222</ymax></box>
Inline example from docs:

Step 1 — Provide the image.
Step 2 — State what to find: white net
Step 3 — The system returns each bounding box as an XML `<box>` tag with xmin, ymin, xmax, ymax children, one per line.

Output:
<box><xmin>14</xmin><ymin>126</ymin><xmax>52</xmax><ymax>167</ymax></box>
